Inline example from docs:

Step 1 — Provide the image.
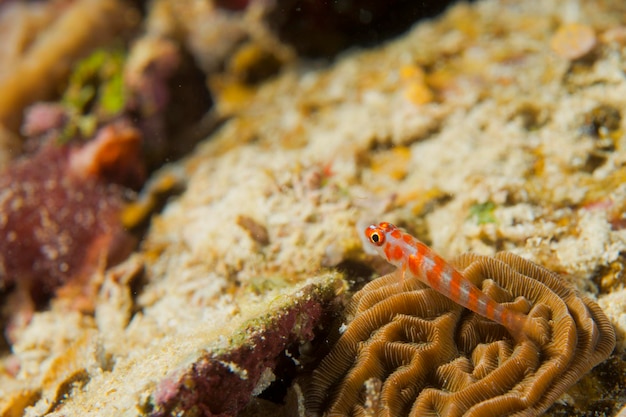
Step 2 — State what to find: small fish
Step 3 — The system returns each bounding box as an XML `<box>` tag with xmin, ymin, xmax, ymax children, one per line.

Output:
<box><xmin>364</xmin><ymin>222</ymin><xmax>532</xmax><ymax>341</ymax></box>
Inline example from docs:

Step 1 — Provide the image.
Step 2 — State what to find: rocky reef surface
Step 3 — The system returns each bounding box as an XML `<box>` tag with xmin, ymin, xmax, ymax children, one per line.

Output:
<box><xmin>2</xmin><ymin>0</ymin><xmax>626</xmax><ymax>416</ymax></box>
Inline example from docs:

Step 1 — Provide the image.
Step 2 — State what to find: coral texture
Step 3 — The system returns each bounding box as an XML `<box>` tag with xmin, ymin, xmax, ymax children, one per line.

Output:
<box><xmin>307</xmin><ymin>252</ymin><xmax>615</xmax><ymax>417</ymax></box>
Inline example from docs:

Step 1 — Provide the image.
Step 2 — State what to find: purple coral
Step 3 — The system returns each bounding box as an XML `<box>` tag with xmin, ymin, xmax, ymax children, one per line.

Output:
<box><xmin>0</xmin><ymin>120</ymin><xmax>143</xmax><ymax>339</ymax></box>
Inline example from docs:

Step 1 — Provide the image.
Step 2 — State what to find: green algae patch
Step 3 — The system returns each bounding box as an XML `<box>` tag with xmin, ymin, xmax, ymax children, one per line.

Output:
<box><xmin>469</xmin><ymin>201</ymin><xmax>497</xmax><ymax>225</ymax></box>
<box><xmin>61</xmin><ymin>48</ymin><xmax>127</xmax><ymax>141</ymax></box>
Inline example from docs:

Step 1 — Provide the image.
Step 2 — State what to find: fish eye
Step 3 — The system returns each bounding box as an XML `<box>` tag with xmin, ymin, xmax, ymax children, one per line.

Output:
<box><xmin>366</xmin><ymin>226</ymin><xmax>385</xmax><ymax>246</ymax></box>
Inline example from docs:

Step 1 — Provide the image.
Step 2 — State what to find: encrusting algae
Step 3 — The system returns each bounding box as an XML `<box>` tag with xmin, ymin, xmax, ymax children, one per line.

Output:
<box><xmin>306</xmin><ymin>225</ymin><xmax>615</xmax><ymax>417</ymax></box>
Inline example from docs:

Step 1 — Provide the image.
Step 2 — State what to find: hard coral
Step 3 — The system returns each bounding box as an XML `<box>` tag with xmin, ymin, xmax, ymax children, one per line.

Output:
<box><xmin>0</xmin><ymin>120</ymin><xmax>142</xmax><ymax>338</ymax></box>
<box><xmin>306</xmin><ymin>252</ymin><xmax>615</xmax><ymax>417</ymax></box>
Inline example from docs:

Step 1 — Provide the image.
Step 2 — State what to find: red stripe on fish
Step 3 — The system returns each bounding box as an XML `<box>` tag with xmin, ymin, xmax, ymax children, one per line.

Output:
<box><xmin>364</xmin><ymin>222</ymin><xmax>528</xmax><ymax>340</ymax></box>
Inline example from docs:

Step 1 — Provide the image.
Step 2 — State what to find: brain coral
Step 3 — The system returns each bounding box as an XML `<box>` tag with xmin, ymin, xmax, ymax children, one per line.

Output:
<box><xmin>306</xmin><ymin>252</ymin><xmax>615</xmax><ymax>417</ymax></box>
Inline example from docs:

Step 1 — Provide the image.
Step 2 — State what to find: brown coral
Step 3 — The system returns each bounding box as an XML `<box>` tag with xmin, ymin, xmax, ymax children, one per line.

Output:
<box><xmin>306</xmin><ymin>252</ymin><xmax>615</xmax><ymax>417</ymax></box>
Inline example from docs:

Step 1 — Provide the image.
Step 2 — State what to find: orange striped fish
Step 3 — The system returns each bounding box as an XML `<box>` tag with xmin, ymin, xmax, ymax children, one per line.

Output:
<box><xmin>364</xmin><ymin>222</ymin><xmax>530</xmax><ymax>341</ymax></box>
